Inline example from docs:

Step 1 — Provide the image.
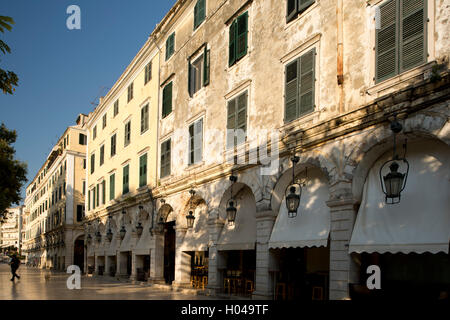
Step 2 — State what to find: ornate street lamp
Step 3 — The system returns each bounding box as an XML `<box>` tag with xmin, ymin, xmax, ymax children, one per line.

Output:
<box><xmin>106</xmin><ymin>228</ymin><xmax>113</xmax><ymax>242</ymax></box>
<box><xmin>139</xmin><ymin>205</ymin><xmax>144</xmax><ymax>211</ymax></box>
<box><xmin>379</xmin><ymin>116</ymin><xmax>409</xmax><ymax>204</ymax></box>
<box><xmin>87</xmin><ymin>234</ymin><xmax>92</xmax><ymax>245</ymax></box>
<box><xmin>119</xmin><ymin>225</ymin><xmax>126</xmax><ymax>240</ymax></box>
<box><xmin>285</xmin><ymin>156</ymin><xmax>301</xmax><ymax>218</ymax></box>
<box><xmin>95</xmin><ymin>231</ymin><xmax>102</xmax><ymax>243</ymax></box>
<box><xmin>186</xmin><ymin>189</ymin><xmax>196</xmax><ymax>229</ymax></box>
<box><xmin>226</xmin><ymin>176</ymin><xmax>238</xmax><ymax>226</ymax></box>
<box><xmin>136</xmin><ymin>222</ymin><xmax>143</xmax><ymax>236</ymax></box>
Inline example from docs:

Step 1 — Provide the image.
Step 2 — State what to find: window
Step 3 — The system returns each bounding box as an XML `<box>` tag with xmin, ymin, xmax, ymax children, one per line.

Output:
<box><xmin>123</xmin><ymin>165</ymin><xmax>129</xmax><ymax>195</ymax></box>
<box><xmin>194</xmin><ymin>0</ymin><xmax>206</xmax><ymax>30</ymax></box>
<box><xmin>145</xmin><ymin>61</ymin><xmax>152</xmax><ymax>84</ymax></box>
<box><xmin>188</xmin><ymin>46</ymin><xmax>210</xmax><ymax>96</ymax></box>
<box><xmin>76</xmin><ymin>205</ymin><xmax>84</xmax><ymax>222</ymax></box>
<box><xmin>109</xmin><ymin>173</ymin><xmax>115</xmax><ymax>201</ymax></box>
<box><xmin>114</xmin><ymin>100</ymin><xmax>119</xmax><ymax>117</ymax></box>
<box><xmin>93</xmin><ymin>126</ymin><xmax>97</xmax><ymax>140</ymax></box>
<box><xmin>141</xmin><ymin>104</ymin><xmax>149</xmax><ymax>133</ymax></box>
<box><xmin>100</xmin><ymin>145</ymin><xmax>105</xmax><ymax>166</ymax></box>
<box><xmin>286</xmin><ymin>0</ymin><xmax>315</xmax><ymax>23</ymax></box>
<box><xmin>376</xmin><ymin>0</ymin><xmax>427</xmax><ymax>83</ymax></box>
<box><xmin>166</xmin><ymin>32</ymin><xmax>175</xmax><ymax>61</ymax></box>
<box><xmin>124</xmin><ymin>121</ymin><xmax>131</xmax><ymax>146</ymax></box>
<box><xmin>102</xmin><ymin>180</ymin><xmax>106</xmax><ymax>205</ymax></box>
<box><xmin>90</xmin><ymin>153</ymin><xmax>95</xmax><ymax>174</ymax></box>
<box><xmin>160</xmin><ymin>139</ymin><xmax>171</xmax><ymax>178</ymax></box>
<box><xmin>162</xmin><ymin>82</ymin><xmax>173</xmax><ymax>118</ymax></box>
<box><xmin>82</xmin><ymin>181</ymin><xmax>86</xmax><ymax>196</ymax></box>
<box><xmin>102</xmin><ymin>114</ymin><xmax>107</xmax><ymax>129</ymax></box>
<box><xmin>226</xmin><ymin>91</ymin><xmax>248</xmax><ymax>149</ymax></box>
<box><xmin>128</xmin><ymin>82</ymin><xmax>134</xmax><ymax>102</ymax></box>
<box><xmin>111</xmin><ymin>134</ymin><xmax>117</xmax><ymax>156</ymax></box>
<box><xmin>83</xmin><ymin>159</ymin><xmax>86</xmax><ymax>169</ymax></box>
<box><xmin>189</xmin><ymin>118</ymin><xmax>203</xmax><ymax>165</ymax></box>
<box><xmin>79</xmin><ymin>133</ymin><xmax>87</xmax><ymax>145</ymax></box>
<box><xmin>92</xmin><ymin>188</ymin><xmax>96</xmax><ymax>209</ymax></box>
<box><xmin>229</xmin><ymin>12</ymin><xmax>248</xmax><ymax>67</ymax></box>
<box><xmin>96</xmin><ymin>184</ymin><xmax>100</xmax><ymax>207</ymax></box>
<box><xmin>284</xmin><ymin>48</ymin><xmax>315</xmax><ymax>122</ymax></box>
<box><xmin>139</xmin><ymin>153</ymin><xmax>147</xmax><ymax>187</ymax></box>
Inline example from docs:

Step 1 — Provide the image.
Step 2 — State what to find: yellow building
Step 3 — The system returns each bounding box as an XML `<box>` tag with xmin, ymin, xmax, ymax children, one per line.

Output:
<box><xmin>84</xmin><ymin>38</ymin><xmax>160</xmax><ymax>279</ymax></box>
<box><xmin>23</xmin><ymin>114</ymin><xmax>88</xmax><ymax>270</ymax></box>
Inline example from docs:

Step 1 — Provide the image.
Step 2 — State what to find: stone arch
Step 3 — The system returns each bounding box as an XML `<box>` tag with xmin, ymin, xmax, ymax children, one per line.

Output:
<box><xmin>349</xmin><ymin>113</ymin><xmax>450</xmax><ymax>202</ymax></box>
<box><xmin>157</xmin><ymin>203</ymin><xmax>174</xmax><ymax>224</ymax></box>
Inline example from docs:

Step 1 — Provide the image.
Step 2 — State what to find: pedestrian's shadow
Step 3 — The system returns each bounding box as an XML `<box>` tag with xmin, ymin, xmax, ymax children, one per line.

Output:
<box><xmin>10</xmin><ymin>281</ymin><xmax>19</xmax><ymax>299</ymax></box>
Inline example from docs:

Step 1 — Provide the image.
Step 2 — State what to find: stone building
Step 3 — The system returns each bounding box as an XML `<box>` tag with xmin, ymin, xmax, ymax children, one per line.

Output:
<box><xmin>81</xmin><ymin>0</ymin><xmax>449</xmax><ymax>300</ymax></box>
<box><xmin>23</xmin><ymin>115</ymin><xmax>88</xmax><ymax>270</ymax></box>
<box><xmin>83</xmin><ymin>38</ymin><xmax>160</xmax><ymax>279</ymax></box>
<box><xmin>0</xmin><ymin>206</ymin><xmax>23</xmax><ymax>253</ymax></box>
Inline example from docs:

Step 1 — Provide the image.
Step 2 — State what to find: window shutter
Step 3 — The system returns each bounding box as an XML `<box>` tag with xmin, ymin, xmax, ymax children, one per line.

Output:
<box><xmin>96</xmin><ymin>184</ymin><xmax>99</xmax><ymax>207</ymax></box>
<box><xmin>102</xmin><ymin>180</ymin><xmax>106</xmax><ymax>205</ymax></box>
<box><xmin>376</xmin><ymin>0</ymin><xmax>398</xmax><ymax>82</ymax></box>
<box><xmin>298</xmin><ymin>0</ymin><xmax>315</xmax><ymax>13</ymax></box>
<box><xmin>194</xmin><ymin>119</ymin><xmax>203</xmax><ymax>163</ymax></box>
<box><xmin>285</xmin><ymin>60</ymin><xmax>298</xmax><ymax>122</ymax></box>
<box><xmin>229</xmin><ymin>20</ymin><xmax>237</xmax><ymax>66</ymax></box>
<box><xmin>88</xmin><ymin>191</ymin><xmax>91</xmax><ymax>211</ymax></box>
<box><xmin>188</xmin><ymin>60</ymin><xmax>194</xmax><ymax>97</ymax></box>
<box><xmin>203</xmin><ymin>47</ymin><xmax>210</xmax><ymax>86</ymax></box>
<box><xmin>110</xmin><ymin>174</ymin><xmax>115</xmax><ymax>201</ymax></box>
<box><xmin>400</xmin><ymin>0</ymin><xmax>426</xmax><ymax>72</ymax></box>
<box><xmin>163</xmin><ymin>82</ymin><xmax>172</xmax><ymax>118</ymax></box>
<box><xmin>236</xmin><ymin>12</ymin><xmax>248</xmax><ymax>60</ymax></box>
<box><xmin>298</xmin><ymin>48</ymin><xmax>315</xmax><ymax>116</ymax></box>
<box><xmin>199</xmin><ymin>0</ymin><xmax>206</xmax><ymax>24</ymax></box>
<box><xmin>194</xmin><ymin>1</ymin><xmax>199</xmax><ymax>29</ymax></box>
<box><xmin>287</xmin><ymin>0</ymin><xmax>298</xmax><ymax>22</ymax></box>
<box><xmin>140</xmin><ymin>154</ymin><xmax>147</xmax><ymax>187</ymax></box>
<box><xmin>226</xmin><ymin>99</ymin><xmax>237</xmax><ymax>149</ymax></box>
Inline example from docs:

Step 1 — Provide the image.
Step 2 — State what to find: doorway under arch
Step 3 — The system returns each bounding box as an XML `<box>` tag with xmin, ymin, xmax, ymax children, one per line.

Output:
<box><xmin>73</xmin><ymin>236</ymin><xmax>84</xmax><ymax>272</ymax></box>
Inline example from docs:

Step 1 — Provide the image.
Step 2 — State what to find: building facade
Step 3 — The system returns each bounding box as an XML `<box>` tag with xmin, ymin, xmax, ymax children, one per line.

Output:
<box><xmin>0</xmin><ymin>206</ymin><xmax>24</xmax><ymax>253</ymax></box>
<box><xmin>83</xmin><ymin>39</ymin><xmax>160</xmax><ymax>279</ymax></box>
<box><xmin>82</xmin><ymin>0</ymin><xmax>449</xmax><ymax>300</ymax></box>
<box><xmin>23</xmin><ymin>116</ymin><xmax>88</xmax><ymax>270</ymax></box>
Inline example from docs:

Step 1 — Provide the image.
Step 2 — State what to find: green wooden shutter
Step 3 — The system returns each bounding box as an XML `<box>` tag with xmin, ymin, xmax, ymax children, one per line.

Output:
<box><xmin>123</xmin><ymin>165</ymin><xmax>129</xmax><ymax>194</ymax></box>
<box><xmin>102</xmin><ymin>180</ymin><xmax>106</xmax><ymax>205</ymax></box>
<box><xmin>198</xmin><ymin>0</ymin><xmax>205</xmax><ymax>25</ymax></box>
<box><xmin>188</xmin><ymin>60</ymin><xmax>194</xmax><ymax>97</ymax></box>
<box><xmin>194</xmin><ymin>1</ymin><xmax>199</xmax><ymax>29</ymax></box>
<box><xmin>287</xmin><ymin>0</ymin><xmax>298</xmax><ymax>22</ymax></box>
<box><xmin>237</xmin><ymin>92</ymin><xmax>247</xmax><ymax>134</ymax></box>
<box><xmin>189</xmin><ymin>124</ymin><xmax>194</xmax><ymax>165</ymax></box>
<box><xmin>285</xmin><ymin>59</ymin><xmax>298</xmax><ymax>122</ymax></box>
<box><xmin>400</xmin><ymin>0</ymin><xmax>426</xmax><ymax>72</ymax></box>
<box><xmin>162</xmin><ymin>82</ymin><xmax>173</xmax><ymax>118</ymax></box>
<box><xmin>96</xmin><ymin>184</ymin><xmax>99</xmax><ymax>206</ymax></box>
<box><xmin>298</xmin><ymin>48</ymin><xmax>315</xmax><ymax>116</ymax></box>
<box><xmin>236</xmin><ymin>12</ymin><xmax>248</xmax><ymax>60</ymax></box>
<box><xmin>139</xmin><ymin>153</ymin><xmax>147</xmax><ymax>187</ymax></box>
<box><xmin>194</xmin><ymin>119</ymin><xmax>203</xmax><ymax>163</ymax></box>
<box><xmin>203</xmin><ymin>47</ymin><xmax>210</xmax><ymax>86</ymax></box>
<box><xmin>298</xmin><ymin>0</ymin><xmax>315</xmax><ymax>13</ymax></box>
<box><xmin>88</xmin><ymin>191</ymin><xmax>91</xmax><ymax>211</ymax></box>
<box><xmin>226</xmin><ymin>98</ymin><xmax>236</xmax><ymax>149</ymax></box>
<box><xmin>376</xmin><ymin>0</ymin><xmax>398</xmax><ymax>82</ymax></box>
<box><xmin>110</xmin><ymin>174</ymin><xmax>115</xmax><ymax>201</ymax></box>
<box><xmin>229</xmin><ymin>20</ymin><xmax>237</xmax><ymax>66</ymax></box>
<box><xmin>161</xmin><ymin>140</ymin><xmax>171</xmax><ymax>177</ymax></box>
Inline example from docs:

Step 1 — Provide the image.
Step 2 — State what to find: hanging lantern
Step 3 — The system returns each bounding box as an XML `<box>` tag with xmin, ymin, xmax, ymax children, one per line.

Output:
<box><xmin>186</xmin><ymin>189</ymin><xmax>196</xmax><ymax>229</ymax></box>
<box><xmin>226</xmin><ymin>176</ymin><xmax>238</xmax><ymax>225</ymax></box>
<box><xmin>106</xmin><ymin>228</ymin><xmax>113</xmax><ymax>242</ymax></box>
<box><xmin>139</xmin><ymin>205</ymin><xmax>144</xmax><ymax>211</ymax></box>
<box><xmin>119</xmin><ymin>225</ymin><xmax>126</xmax><ymax>240</ymax></box>
<box><xmin>136</xmin><ymin>222</ymin><xmax>143</xmax><ymax>236</ymax></box>
<box><xmin>87</xmin><ymin>234</ymin><xmax>92</xmax><ymax>245</ymax></box>
<box><xmin>95</xmin><ymin>231</ymin><xmax>102</xmax><ymax>243</ymax></box>
<box><xmin>186</xmin><ymin>210</ymin><xmax>195</xmax><ymax>229</ymax></box>
<box><xmin>285</xmin><ymin>156</ymin><xmax>301</xmax><ymax>218</ymax></box>
<box><xmin>379</xmin><ymin>117</ymin><xmax>409</xmax><ymax>204</ymax></box>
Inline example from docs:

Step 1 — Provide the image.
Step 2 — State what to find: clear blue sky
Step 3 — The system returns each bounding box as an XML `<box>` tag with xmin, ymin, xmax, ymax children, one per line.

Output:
<box><xmin>0</xmin><ymin>0</ymin><xmax>175</xmax><ymax>203</ymax></box>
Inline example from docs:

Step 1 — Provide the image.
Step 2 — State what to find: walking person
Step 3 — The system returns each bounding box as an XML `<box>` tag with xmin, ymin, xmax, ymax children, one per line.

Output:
<box><xmin>10</xmin><ymin>253</ymin><xmax>21</xmax><ymax>281</ymax></box>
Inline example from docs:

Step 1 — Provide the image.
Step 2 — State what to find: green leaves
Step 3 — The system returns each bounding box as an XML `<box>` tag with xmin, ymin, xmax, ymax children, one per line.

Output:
<box><xmin>0</xmin><ymin>16</ymin><xmax>14</xmax><ymax>33</ymax></box>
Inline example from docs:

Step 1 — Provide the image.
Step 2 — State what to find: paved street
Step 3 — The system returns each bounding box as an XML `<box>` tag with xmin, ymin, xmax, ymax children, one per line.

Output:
<box><xmin>0</xmin><ymin>263</ymin><xmax>217</xmax><ymax>300</ymax></box>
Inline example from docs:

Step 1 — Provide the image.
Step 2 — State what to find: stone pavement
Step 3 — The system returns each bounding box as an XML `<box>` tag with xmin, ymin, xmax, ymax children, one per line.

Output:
<box><xmin>0</xmin><ymin>263</ymin><xmax>218</xmax><ymax>300</ymax></box>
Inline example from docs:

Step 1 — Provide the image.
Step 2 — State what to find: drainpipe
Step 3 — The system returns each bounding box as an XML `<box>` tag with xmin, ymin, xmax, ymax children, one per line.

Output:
<box><xmin>337</xmin><ymin>0</ymin><xmax>344</xmax><ymax>114</ymax></box>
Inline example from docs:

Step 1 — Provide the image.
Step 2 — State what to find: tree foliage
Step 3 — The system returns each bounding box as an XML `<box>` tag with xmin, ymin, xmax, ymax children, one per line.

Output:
<box><xmin>0</xmin><ymin>15</ymin><xmax>18</xmax><ymax>95</ymax></box>
<box><xmin>0</xmin><ymin>123</ymin><xmax>27</xmax><ymax>220</ymax></box>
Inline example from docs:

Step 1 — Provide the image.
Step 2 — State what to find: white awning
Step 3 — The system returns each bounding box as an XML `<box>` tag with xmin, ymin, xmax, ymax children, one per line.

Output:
<box><xmin>179</xmin><ymin>208</ymin><xmax>209</xmax><ymax>252</ymax></box>
<box><xmin>269</xmin><ymin>167</ymin><xmax>330</xmax><ymax>249</ymax></box>
<box><xmin>349</xmin><ymin>141</ymin><xmax>450</xmax><ymax>254</ymax></box>
<box><xmin>217</xmin><ymin>187</ymin><xmax>256</xmax><ymax>251</ymax></box>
